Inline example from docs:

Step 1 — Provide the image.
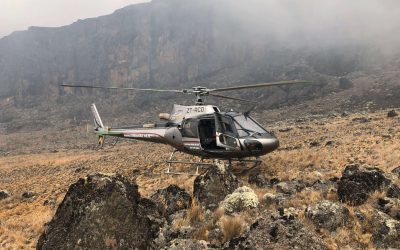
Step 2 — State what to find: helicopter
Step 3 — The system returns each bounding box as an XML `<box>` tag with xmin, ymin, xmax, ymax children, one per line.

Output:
<box><xmin>61</xmin><ymin>80</ymin><xmax>310</xmax><ymax>175</ymax></box>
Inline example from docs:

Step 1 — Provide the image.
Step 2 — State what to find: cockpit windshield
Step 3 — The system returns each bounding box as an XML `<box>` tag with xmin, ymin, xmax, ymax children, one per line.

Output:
<box><xmin>230</xmin><ymin>114</ymin><xmax>268</xmax><ymax>137</ymax></box>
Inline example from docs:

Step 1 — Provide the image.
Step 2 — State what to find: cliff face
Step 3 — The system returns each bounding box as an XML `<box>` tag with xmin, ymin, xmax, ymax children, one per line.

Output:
<box><xmin>0</xmin><ymin>0</ymin><xmax>398</xmax><ymax>112</ymax></box>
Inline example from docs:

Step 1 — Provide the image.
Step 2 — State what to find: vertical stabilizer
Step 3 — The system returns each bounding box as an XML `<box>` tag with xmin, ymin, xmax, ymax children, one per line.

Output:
<box><xmin>90</xmin><ymin>104</ymin><xmax>104</xmax><ymax>129</ymax></box>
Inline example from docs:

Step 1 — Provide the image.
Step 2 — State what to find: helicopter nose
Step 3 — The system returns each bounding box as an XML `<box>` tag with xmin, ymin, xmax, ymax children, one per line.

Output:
<box><xmin>261</xmin><ymin>137</ymin><xmax>279</xmax><ymax>153</ymax></box>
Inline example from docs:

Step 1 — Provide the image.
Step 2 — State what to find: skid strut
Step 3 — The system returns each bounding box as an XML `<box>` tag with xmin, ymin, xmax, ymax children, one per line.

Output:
<box><xmin>165</xmin><ymin>150</ymin><xmax>213</xmax><ymax>176</ymax></box>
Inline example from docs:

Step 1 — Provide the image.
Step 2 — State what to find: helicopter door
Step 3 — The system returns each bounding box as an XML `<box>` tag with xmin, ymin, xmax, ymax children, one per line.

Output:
<box><xmin>214</xmin><ymin>114</ymin><xmax>240</xmax><ymax>150</ymax></box>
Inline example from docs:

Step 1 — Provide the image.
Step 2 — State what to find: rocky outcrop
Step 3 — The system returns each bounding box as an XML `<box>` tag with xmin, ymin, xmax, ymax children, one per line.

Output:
<box><xmin>193</xmin><ymin>162</ymin><xmax>239</xmax><ymax>210</ymax></box>
<box><xmin>305</xmin><ymin>200</ymin><xmax>350</xmax><ymax>231</ymax></box>
<box><xmin>224</xmin><ymin>211</ymin><xmax>328</xmax><ymax>250</ymax></box>
<box><xmin>219</xmin><ymin>186</ymin><xmax>259</xmax><ymax>214</ymax></box>
<box><xmin>151</xmin><ymin>185</ymin><xmax>192</xmax><ymax>216</ymax></box>
<box><xmin>37</xmin><ymin>173</ymin><xmax>164</xmax><ymax>249</ymax></box>
<box><xmin>337</xmin><ymin>164</ymin><xmax>391</xmax><ymax>205</ymax></box>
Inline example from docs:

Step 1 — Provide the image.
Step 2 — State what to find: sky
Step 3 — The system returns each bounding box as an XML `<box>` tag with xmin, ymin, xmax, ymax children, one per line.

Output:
<box><xmin>0</xmin><ymin>0</ymin><xmax>149</xmax><ymax>38</ymax></box>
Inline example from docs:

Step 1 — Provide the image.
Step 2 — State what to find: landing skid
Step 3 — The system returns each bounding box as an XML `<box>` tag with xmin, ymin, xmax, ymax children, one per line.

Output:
<box><xmin>165</xmin><ymin>150</ymin><xmax>213</xmax><ymax>176</ymax></box>
<box><xmin>164</xmin><ymin>150</ymin><xmax>262</xmax><ymax>176</ymax></box>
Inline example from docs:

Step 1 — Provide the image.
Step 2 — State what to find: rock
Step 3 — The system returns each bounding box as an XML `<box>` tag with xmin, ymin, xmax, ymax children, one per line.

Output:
<box><xmin>387</xmin><ymin>184</ymin><xmax>400</xmax><ymax>198</ymax></box>
<box><xmin>325</xmin><ymin>140</ymin><xmax>336</xmax><ymax>147</ymax></box>
<box><xmin>309</xmin><ymin>141</ymin><xmax>320</xmax><ymax>147</ymax></box>
<box><xmin>168</xmin><ymin>239</ymin><xmax>209</xmax><ymax>250</ymax></box>
<box><xmin>262</xmin><ymin>193</ymin><xmax>287</xmax><ymax>207</ymax></box>
<box><xmin>43</xmin><ymin>199</ymin><xmax>57</xmax><ymax>207</ymax></box>
<box><xmin>305</xmin><ymin>200</ymin><xmax>350</xmax><ymax>231</ymax></box>
<box><xmin>37</xmin><ymin>173</ymin><xmax>164</xmax><ymax>249</ymax></box>
<box><xmin>276</xmin><ymin>180</ymin><xmax>305</xmax><ymax>195</ymax></box>
<box><xmin>387</xmin><ymin>110</ymin><xmax>398</xmax><ymax>118</ymax></box>
<box><xmin>377</xmin><ymin>197</ymin><xmax>400</xmax><ymax>220</ymax></box>
<box><xmin>22</xmin><ymin>191</ymin><xmax>36</xmax><ymax>199</ymax></box>
<box><xmin>352</xmin><ymin>117</ymin><xmax>371</xmax><ymax>123</ymax></box>
<box><xmin>338</xmin><ymin>77</ymin><xmax>353</xmax><ymax>89</ymax></box>
<box><xmin>248</xmin><ymin>170</ymin><xmax>269</xmax><ymax>188</ymax></box>
<box><xmin>392</xmin><ymin>166</ymin><xmax>400</xmax><ymax>177</ymax></box>
<box><xmin>224</xmin><ymin>211</ymin><xmax>328</xmax><ymax>250</ymax></box>
<box><xmin>219</xmin><ymin>186</ymin><xmax>259</xmax><ymax>214</ymax></box>
<box><xmin>337</xmin><ymin>164</ymin><xmax>391</xmax><ymax>205</ymax></box>
<box><xmin>193</xmin><ymin>162</ymin><xmax>239</xmax><ymax>210</ymax></box>
<box><xmin>278</xmin><ymin>207</ymin><xmax>300</xmax><ymax>221</ymax></box>
<box><xmin>371</xmin><ymin>211</ymin><xmax>400</xmax><ymax>248</ymax></box>
<box><xmin>151</xmin><ymin>185</ymin><xmax>192</xmax><ymax>216</ymax></box>
<box><xmin>278</xmin><ymin>127</ymin><xmax>292</xmax><ymax>132</ymax></box>
<box><xmin>0</xmin><ymin>190</ymin><xmax>10</xmax><ymax>200</ymax></box>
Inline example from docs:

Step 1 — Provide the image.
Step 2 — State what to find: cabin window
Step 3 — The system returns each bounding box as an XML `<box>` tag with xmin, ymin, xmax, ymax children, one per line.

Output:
<box><xmin>181</xmin><ymin>119</ymin><xmax>199</xmax><ymax>138</ymax></box>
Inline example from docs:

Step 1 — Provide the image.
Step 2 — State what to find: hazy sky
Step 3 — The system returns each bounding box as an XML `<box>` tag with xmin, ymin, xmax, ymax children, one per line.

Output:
<box><xmin>0</xmin><ymin>0</ymin><xmax>149</xmax><ymax>38</ymax></box>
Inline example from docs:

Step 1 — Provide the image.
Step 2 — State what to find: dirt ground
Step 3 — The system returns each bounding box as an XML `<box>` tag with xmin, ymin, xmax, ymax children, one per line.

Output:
<box><xmin>0</xmin><ymin>109</ymin><xmax>399</xmax><ymax>249</ymax></box>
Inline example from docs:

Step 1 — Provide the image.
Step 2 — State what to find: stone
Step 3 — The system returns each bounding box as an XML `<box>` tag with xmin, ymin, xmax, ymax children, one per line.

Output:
<box><xmin>387</xmin><ymin>110</ymin><xmax>398</xmax><ymax>118</ymax></box>
<box><xmin>224</xmin><ymin>211</ymin><xmax>328</xmax><ymax>250</ymax></box>
<box><xmin>387</xmin><ymin>184</ymin><xmax>400</xmax><ymax>199</ymax></box>
<box><xmin>391</xmin><ymin>166</ymin><xmax>400</xmax><ymax>177</ymax></box>
<box><xmin>248</xmin><ymin>170</ymin><xmax>269</xmax><ymax>188</ymax></box>
<box><xmin>151</xmin><ymin>185</ymin><xmax>192</xmax><ymax>216</ymax></box>
<box><xmin>168</xmin><ymin>239</ymin><xmax>209</xmax><ymax>250</ymax></box>
<box><xmin>0</xmin><ymin>190</ymin><xmax>10</xmax><ymax>200</ymax></box>
<box><xmin>337</xmin><ymin>164</ymin><xmax>391</xmax><ymax>205</ymax></box>
<box><xmin>276</xmin><ymin>180</ymin><xmax>305</xmax><ymax>195</ymax></box>
<box><xmin>352</xmin><ymin>117</ymin><xmax>371</xmax><ymax>123</ymax></box>
<box><xmin>37</xmin><ymin>173</ymin><xmax>164</xmax><ymax>249</ymax></box>
<box><xmin>377</xmin><ymin>197</ymin><xmax>400</xmax><ymax>220</ymax></box>
<box><xmin>22</xmin><ymin>191</ymin><xmax>36</xmax><ymax>199</ymax></box>
<box><xmin>219</xmin><ymin>186</ymin><xmax>259</xmax><ymax>214</ymax></box>
<box><xmin>262</xmin><ymin>193</ymin><xmax>287</xmax><ymax>207</ymax></box>
<box><xmin>193</xmin><ymin>162</ymin><xmax>239</xmax><ymax>210</ymax></box>
<box><xmin>371</xmin><ymin>211</ymin><xmax>400</xmax><ymax>248</ymax></box>
<box><xmin>278</xmin><ymin>207</ymin><xmax>300</xmax><ymax>221</ymax></box>
<box><xmin>305</xmin><ymin>200</ymin><xmax>350</xmax><ymax>231</ymax></box>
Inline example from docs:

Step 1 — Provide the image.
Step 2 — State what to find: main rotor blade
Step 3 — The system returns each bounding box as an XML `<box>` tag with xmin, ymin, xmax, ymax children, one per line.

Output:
<box><xmin>209</xmin><ymin>93</ymin><xmax>257</xmax><ymax>103</ymax></box>
<box><xmin>60</xmin><ymin>84</ymin><xmax>184</xmax><ymax>93</ymax></box>
<box><xmin>209</xmin><ymin>80</ymin><xmax>311</xmax><ymax>92</ymax></box>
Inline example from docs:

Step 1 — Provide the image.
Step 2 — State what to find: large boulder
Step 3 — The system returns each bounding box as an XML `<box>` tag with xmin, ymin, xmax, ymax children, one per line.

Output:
<box><xmin>305</xmin><ymin>200</ymin><xmax>350</xmax><ymax>231</ymax></box>
<box><xmin>37</xmin><ymin>173</ymin><xmax>164</xmax><ymax>249</ymax></box>
<box><xmin>224</xmin><ymin>211</ymin><xmax>328</xmax><ymax>250</ymax></box>
<box><xmin>220</xmin><ymin>186</ymin><xmax>259</xmax><ymax>214</ymax></box>
<box><xmin>151</xmin><ymin>185</ymin><xmax>192</xmax><ymax>216</ymax></box>
<box><xmin>193</xmin><ymin>162</ymin><xmax>239</xmax><ymax>209</ymax></box>
<box><xmin>337</xmin><ymin>164</ymin><xmax>391</xmax><ymax>205</ymax></box>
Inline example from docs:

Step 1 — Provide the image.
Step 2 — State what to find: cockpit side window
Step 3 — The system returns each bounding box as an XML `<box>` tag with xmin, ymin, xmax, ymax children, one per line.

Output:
<box><xmin>215</xmin><ymin>114</ymin><xmax>237</xmax><ymax>137</ymax></box>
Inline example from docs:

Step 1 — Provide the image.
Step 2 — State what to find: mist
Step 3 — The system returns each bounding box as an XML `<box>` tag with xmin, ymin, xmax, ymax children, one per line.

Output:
<box><xmin>211</xmin><ymin>0</ymin><xmax>400</xmax><ymax>54</ymax></box>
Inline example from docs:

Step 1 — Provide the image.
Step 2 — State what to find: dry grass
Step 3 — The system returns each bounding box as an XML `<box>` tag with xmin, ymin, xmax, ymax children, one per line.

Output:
<box><xmin>218</xmin><ymin>215</ymin><xmax>246</xmax><ymax>242</ymax></box>
<box><xmin>0</xmin><ymin>109</ymin><xmax>399</xmax><ymax>248</ymax></box>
